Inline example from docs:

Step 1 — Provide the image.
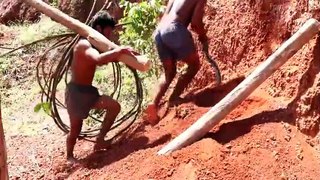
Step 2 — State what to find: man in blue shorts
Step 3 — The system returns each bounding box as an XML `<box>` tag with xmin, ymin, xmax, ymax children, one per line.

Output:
<box><xmin>145</xmin><ymin>0</ymin><xmax>208</xmax><ymax>125</ymax></box>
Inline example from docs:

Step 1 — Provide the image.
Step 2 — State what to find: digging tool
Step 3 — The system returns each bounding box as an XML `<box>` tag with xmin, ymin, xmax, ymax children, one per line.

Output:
<box><xmin>23</xmin><ymin>0</ymin><xmax>151</xmax><ymax>72</ymax></box>
<box><xmin>201</xmin><ymin>42</ymin><xmax>222</xmax><ymax>85</ymax></box>
<box><xmin>158</xmin><ymin>18</ymin><xmax>320</xmax><ymax>155</ymax></box>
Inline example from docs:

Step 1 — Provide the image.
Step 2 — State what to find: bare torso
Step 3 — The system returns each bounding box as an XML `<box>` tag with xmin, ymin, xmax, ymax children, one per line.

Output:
<box><xmin>70</xmin><ymin>39</ymin><xmax>96</xmax><ymax>85</ymax></box>
<box><xmin>160</xmin><ymin>0</ymin><xmax>198</xmax><ymax>27</ymax></box>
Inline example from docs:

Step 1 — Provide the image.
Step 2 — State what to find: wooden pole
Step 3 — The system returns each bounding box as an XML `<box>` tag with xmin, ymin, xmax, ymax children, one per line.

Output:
<box><xmin>23</xmin><ymin>0</ymin><xmax>151</xmax><ymax>72</ymax></box>
<box><xmin>0</xmin><ymin>96</ymin><xmax>9</xmax><ymax>180</ymax></box>
<box><xmin>158</xmin><ymin>18</ymin><xmax>320</xmax><ymax>155</ymax></box>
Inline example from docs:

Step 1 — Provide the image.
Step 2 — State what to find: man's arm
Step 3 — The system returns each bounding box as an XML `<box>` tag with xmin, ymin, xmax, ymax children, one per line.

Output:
<box><xmin>76</xmin><ymin>39</ymin><xmax>134</xmax><ymax>66</ymax></box>
<box><xmin>190</xmin><ymin>0</ymin><xmax>207</xmax><ymax>42</ymax></box>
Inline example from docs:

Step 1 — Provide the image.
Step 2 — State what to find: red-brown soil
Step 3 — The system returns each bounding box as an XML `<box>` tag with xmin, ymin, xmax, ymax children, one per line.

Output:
<box><xmin>0</xmin><ymin>0</ymin><xmax>45</xmax><ymax>25</ymax></box>
<box><xmin>4</xmin><ymin>0</ymin><xmax>320</xmax><ymax>179</ymax></box>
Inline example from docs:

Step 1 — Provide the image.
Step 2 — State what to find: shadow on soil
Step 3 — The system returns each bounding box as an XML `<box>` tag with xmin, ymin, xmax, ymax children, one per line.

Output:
<box><xmin>79</xmin><ymin>123</ymin><xmax>171</xmax><ymax>169</ymax></box>
<box><xmin>205</xmin><ymin>108</ymin><xmax>293</xmax><ymax>144</ymax></box>
<box><xmin>182</xmin><ymin>76</ymin><xmax>245</xmax><ymax>107</ymax></box>
<box><xmin>57</xmin><ymin>123</ymin><xmax>171</xmax><ymax>179</ymax></box>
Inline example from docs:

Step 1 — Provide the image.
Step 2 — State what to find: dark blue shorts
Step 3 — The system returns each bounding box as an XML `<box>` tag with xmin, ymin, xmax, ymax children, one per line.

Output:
<box><xmin>65</xmin><ymin>83</ymin><xmax>100</xmax><ymax>119</ymax></box>
<box><xmin>154</xmin><ymin>22</ymin><xmax>196</xmax><ymax>61</ymax></box>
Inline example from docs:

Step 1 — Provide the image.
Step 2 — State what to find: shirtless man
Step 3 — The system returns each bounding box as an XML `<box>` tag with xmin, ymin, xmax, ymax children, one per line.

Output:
<box><xmin>65</xmin><ymin>11</ymin><xmax>136</xmax><ymax>162</ymax></box>
<box><xmin>145</xmin><ymin>0</ymin><xmax>208</xmax><ymax>125</ymax></box>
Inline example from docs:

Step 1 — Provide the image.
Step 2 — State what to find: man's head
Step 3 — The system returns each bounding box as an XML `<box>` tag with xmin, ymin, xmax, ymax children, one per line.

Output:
<box><xmin>91</xmin><ymin>11</ymin><xmax>116</xmax><ymax>38</ymax></box>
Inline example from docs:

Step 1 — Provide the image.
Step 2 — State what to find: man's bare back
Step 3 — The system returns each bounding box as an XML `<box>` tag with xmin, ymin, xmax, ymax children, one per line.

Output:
<box><xmin>160</xmin><ymin>0</ymin><xmax>206</xmax><ymax>30</ymax></box>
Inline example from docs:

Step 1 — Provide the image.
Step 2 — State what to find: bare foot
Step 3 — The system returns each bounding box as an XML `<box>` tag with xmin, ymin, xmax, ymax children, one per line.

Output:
<box><xmin>94</xmin><ymin>140</ymin><xmax>112</xmax><ymax>152</ymax></box>
<box><xmin>67</xmin><ymin>156</ymin><xmax>78</xmax><ymax>165</ymax></box>
<box><xmin>143</xmin><ymin>104</ymin><xmax>160</xmax><ymax>126</ymax></box>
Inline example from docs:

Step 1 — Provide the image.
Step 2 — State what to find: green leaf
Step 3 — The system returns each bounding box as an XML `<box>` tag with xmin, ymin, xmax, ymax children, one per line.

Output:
<box><xmin>42</xmin><ymin>102</ymin><xmax>51</xmax><ymax>115</ymax></box>
<box><xmin>34</xmin><ymin>103</ymin><xmax>42</xmax><ymax>113</ymax></box>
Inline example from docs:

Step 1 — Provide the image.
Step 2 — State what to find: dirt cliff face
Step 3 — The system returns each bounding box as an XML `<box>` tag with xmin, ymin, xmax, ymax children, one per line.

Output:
<box><xmin>0</xmin><ymin>0</ymin><xmax>46</xmax><ymax>25</ymax></box>
<box><xmin>189</xmin><ymin>0</ymin><xmax>320</xmax><ymax>139</ymax></box>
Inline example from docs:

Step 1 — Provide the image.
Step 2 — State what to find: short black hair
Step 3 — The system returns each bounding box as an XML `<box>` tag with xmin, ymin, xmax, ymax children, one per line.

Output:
<box><xmin>90</xmin><ymin>11</ymin><xmax>116</xmax><ymax>29</ymax></box>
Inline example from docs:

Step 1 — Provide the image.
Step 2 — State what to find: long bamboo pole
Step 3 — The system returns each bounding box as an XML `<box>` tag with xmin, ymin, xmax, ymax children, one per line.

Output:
<box><xmin>0</xmin><ymin>96</ymin><xmax>9</xmax><ymax>180</ymax></box>
<box><xmin>24</xmin><ymin>0</ymin><xmax>151</xmax><ymax>72</ymax></box>
<box><xmin>158</xmin><ymin>18</ymin><xmax>320</xmax><ymax>155</ymax></box>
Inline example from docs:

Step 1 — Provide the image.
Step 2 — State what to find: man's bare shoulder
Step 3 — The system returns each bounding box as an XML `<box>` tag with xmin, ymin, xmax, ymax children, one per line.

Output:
<box><xmin>74</xmin><ymin>39</ymin><xmax>92</xmax><ymax>52</ymax></box>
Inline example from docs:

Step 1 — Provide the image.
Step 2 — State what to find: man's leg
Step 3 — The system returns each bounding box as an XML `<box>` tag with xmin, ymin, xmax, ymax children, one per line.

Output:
<box><xmin>153</xmin><ymin>60</ymin><xmax>177</xmax><ymax>107</ymax></box>
<box><xmin>145</xmin><ymin>60</ymin><xmax>176</xmax><ymax>125</ymax></box>
<box><xmin>66</xmin><ymin>116</ymin><xmax>83</xmax><ymax>162</ymax></box>
<box><xmin>169</xmin><ymin>52</ymin><xmax>200</xmax><ymax>103</ymax></box>
<box><xmin>93</xmin><ymin>95</ymin><xmax>121</xmax><ymax>151</ymax></box>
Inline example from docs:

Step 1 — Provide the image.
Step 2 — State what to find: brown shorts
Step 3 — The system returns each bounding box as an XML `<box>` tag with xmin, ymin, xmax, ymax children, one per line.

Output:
<box><xmin>65</xmin><ymin>83</ymin><xmax>100</xmax><ymax>119</ymax></box>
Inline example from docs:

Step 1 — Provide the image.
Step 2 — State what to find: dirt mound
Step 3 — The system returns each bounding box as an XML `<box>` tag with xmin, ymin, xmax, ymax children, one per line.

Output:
<box><xmin>191</xmin><ymin>0</ymin><xmax>320</xmax><ymax>138</ymax></box>
<box><xmin>15</xmin><ymin>88</ymin><xmax>317</xmax><ymax>179</ymax></box>
<box><xmin>0</xmin><ymin>0</ymin><xmax>46</xmax><ymax>25</ymax></box>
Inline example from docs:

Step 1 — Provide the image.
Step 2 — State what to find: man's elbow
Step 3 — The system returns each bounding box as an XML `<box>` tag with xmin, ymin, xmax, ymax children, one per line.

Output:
<box><xmin>96</xmin><ymin>62</ymin><xmax>105</xmax><ymax>66</ymax></box>
<box><xmin>95</xmin><ymin>58</ymin><xmax>109</xmax><ymax>66</ymax></box>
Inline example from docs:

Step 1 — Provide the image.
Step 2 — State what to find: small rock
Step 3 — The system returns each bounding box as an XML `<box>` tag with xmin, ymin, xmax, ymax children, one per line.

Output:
<box><xmin>84</xmin><ymin>172</ymin><xmax>90</xmax><ymax>177</ymax></box>
<box><xmin>285</xmin><ymin>124</ymin><xmax>292</xmax><ymax>133</ymax></box>
<box><xmin>291</xmin><ymin>175</ymin><xmax>298</xmax><ymax>180</ymax></box>
<box><xmin>272</xmin><ymin>141</ymin><xmax>277</xmax><ymax>147</ymax></box>
<box><xmin>306</xmin><ymin>138</ymin><xmax>315</xmax><ymax>147</ymax></box>
<box><xmin>280</xmin><ymin>172</ymin><xmax>288</xmax><ymax>180</ymax></box>
<box><xmin>297</xmin><ymin>153</ymin><xmax>304</xmax><ymax>160</ymax></box>
<box><xmin>270</xmin><ymin>134</ymin><xmax>276</xmax><ymax>141</ymax></box>
<box><xmin>167</xmin><ymin>169</ymin><xmax>174</xmax><ymax>176</ymax></box>
<box><xmin>225</xmin><ymin>144</ymin><xmax>232</xmax><ymax>149</ymax></box>
<box><xmin>272</xmin><ymin>150</ymin><xmax>279</xmax><ymax>157</ymax></box>
<box><xmin>172</xmin><ymin>154</ymin><xmax>178</xmax><ymax>159</ymax></box>
<box><xmin>38</xmin><ymin>173</ymin><xmax>45</xmax><ymax>179</ymax></box>
<box><xmin>242</xmin><ymin>148</ymin><xmax>248</xmax><ymax>153</ymax></box>
<box><xmin>296</xmin><ymin>148</ymin><xmax>303</xmax><ymax>160</ymax></box>
<box><xmin>284</xmin><ymin>135</ymin><xmax>291</xmax><ymax>142</ymax></box>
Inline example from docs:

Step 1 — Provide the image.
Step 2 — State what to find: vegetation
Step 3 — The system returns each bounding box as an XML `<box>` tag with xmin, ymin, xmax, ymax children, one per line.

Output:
<box><xmin>119</xmin><ymin>0</ymin><xmax>165</xmax><ymax>103</ymax></box>
<box><xmin>0</xmin><ymin>17</ymin><xmax>67</xmax><ymax>135</ymax></box>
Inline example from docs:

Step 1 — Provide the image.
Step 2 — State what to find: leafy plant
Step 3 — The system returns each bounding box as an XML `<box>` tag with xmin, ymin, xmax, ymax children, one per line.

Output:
<box><xmin>119</xmin><ymin>0</ymin><xmax>165</xmax><ymax>104</ymax></box>
<box><xmin>34</xmin><ymin>102</ymin><xmax>51</xmax><ymax>116</ymax></box>
<box><xmin>119</xmin><ymin>0</ymin><xmax>165</xmax><ymax>78</ymax></box>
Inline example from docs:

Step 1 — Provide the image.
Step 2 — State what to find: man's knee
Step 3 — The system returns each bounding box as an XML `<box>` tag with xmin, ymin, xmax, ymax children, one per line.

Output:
<box><xmin>111</xmin><ymin>100</ymin><xmax>121</xmax><ymax>114</ymax></box>
<box><xmin>186</xmin><ymin>53</ymin><xmax>200</xmax><ymax>73</ymax></box>
<box><xmin>104</xmin><ymin>97</ymin><xmax>121</xmax><ymax>113</ymax></box>
<box><xmin>96</xmin><ymin>95</ymin><xmax>120</xmax><ymax>112</ymax></box>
